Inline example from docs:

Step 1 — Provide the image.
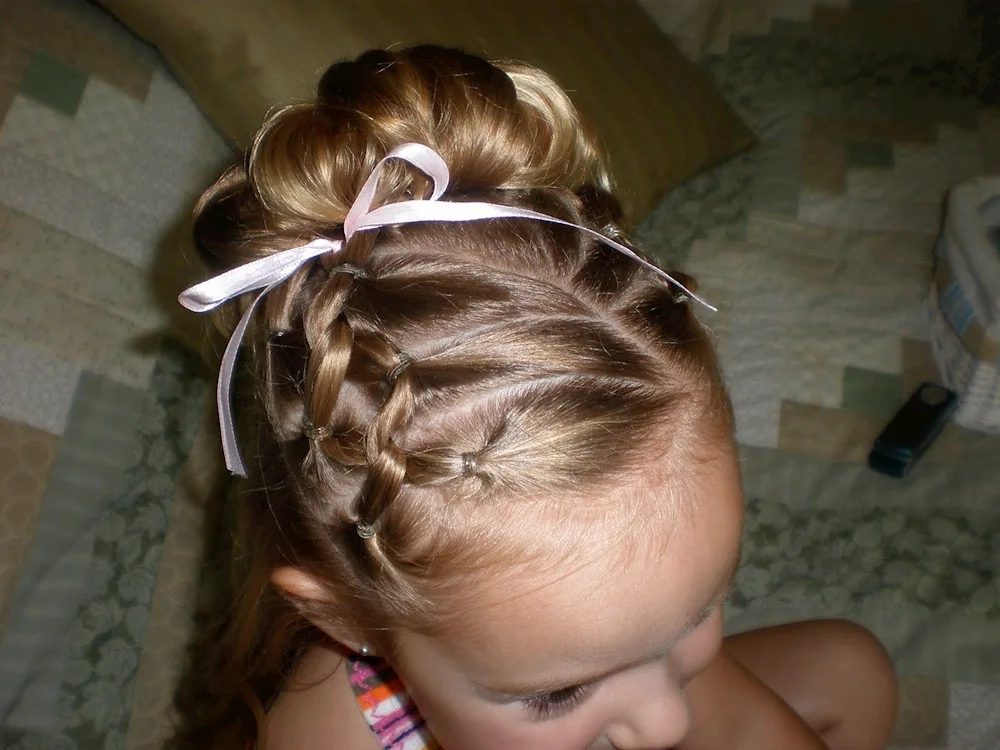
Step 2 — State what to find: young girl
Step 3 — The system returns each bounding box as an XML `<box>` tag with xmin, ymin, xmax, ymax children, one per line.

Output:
<box><xmin>177</xmin><ymin>46</ymin><xmax>898</xmax><ymax>750</ymax></box>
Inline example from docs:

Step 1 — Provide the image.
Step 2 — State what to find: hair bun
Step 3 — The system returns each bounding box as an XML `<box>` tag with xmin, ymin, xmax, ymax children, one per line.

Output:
<box><xmin>194</xmin><ymin>45</ymin><xmax>615</xmax><ymax>282</ymax></box>
<box><xmin>251</xmin><ymin>47</ymin><xmax>610</xmax><ymax>223</ymax></box>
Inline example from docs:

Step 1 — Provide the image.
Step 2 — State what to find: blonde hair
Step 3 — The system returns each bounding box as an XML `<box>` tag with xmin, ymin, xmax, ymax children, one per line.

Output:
<box><xmin>173</xmin><ymin>45</ymin><xmax>731</xmax><ymax>748</ymax></box>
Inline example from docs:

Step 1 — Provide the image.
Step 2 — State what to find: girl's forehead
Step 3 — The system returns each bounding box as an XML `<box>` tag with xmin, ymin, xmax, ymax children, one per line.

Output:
<box><xmin>398</xmin><ymin>449</ymin><xmax>745</xmax><ymax>687</ymax></box>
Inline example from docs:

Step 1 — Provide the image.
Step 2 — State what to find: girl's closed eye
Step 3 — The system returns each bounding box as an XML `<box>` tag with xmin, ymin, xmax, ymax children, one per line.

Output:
<box><xmin>521</xmin><ymin>684</ymin><xmax>593</xmax><ymax>720</ymax></box>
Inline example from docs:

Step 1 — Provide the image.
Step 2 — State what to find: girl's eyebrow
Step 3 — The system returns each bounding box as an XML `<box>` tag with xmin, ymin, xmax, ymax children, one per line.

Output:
<box><xmin>472</xmin><ymin>553</ymin><xmax>742</xmax><ymax>701</ymax></box>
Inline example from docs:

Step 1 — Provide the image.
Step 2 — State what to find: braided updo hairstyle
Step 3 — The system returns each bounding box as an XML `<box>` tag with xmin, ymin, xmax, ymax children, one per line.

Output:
<box><xmin>177</xmin><ymin>45</ymin><xmax>732</xmax><ymax>748</ymax></box>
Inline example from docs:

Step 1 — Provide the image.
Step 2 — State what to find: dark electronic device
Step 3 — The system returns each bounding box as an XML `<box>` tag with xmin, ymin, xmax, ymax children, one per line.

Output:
<box><xmin>868</xmin><ymin>382</ymin><xmax>958</xmax><ymax>478</ymax></box>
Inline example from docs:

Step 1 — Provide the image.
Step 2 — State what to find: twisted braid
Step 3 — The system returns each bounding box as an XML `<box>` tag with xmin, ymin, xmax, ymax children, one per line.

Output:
<box><xmin>358</xmin><ymin>351</ymin><xmax>415</xmax><ymax>532</ymax></box>
<box><xmin>296</xmin><ymin>224</ymin><xmax>423</xmax><ymax>588</ymax></box>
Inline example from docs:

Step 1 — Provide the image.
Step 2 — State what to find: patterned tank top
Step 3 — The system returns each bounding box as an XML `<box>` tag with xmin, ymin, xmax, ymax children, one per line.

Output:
<box><xmin>349</xmin><ymin>654</ymin><xmax>441</xmax><ymax>749</ymax></box>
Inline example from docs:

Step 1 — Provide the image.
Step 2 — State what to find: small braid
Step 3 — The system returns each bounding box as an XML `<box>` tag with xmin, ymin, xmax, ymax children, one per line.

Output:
<box><xmin>355</xmin><ymin>352</ymin><xmax>416</xmax><ymax>548</ymax></box>
<box><xmin>297</xmin><ymin>225</ymin><xmax>421</xmax><ymax>568</ymax></box>
<box><xmin>302</xmin><ymin>233</ymin><xmax>380</xmax><ymax>433</ymax></box>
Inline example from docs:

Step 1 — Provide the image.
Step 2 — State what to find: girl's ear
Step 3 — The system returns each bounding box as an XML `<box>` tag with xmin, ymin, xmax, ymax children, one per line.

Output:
<box><xmin>271</xmin><ymin>567</ymin><xmax>376</xmax><ymax>656</ymax></box>
<box><xmin>271</xmin><ymin>566</ymin><xmax>330</xmax><ymax>602</ymax></box>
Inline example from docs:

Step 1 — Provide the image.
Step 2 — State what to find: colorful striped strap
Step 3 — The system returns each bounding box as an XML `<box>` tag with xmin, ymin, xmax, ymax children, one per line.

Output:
<box><xmin>348</xmin><ymin>655</ymin><xmax>441</xmax><ymax>750</ymax></box>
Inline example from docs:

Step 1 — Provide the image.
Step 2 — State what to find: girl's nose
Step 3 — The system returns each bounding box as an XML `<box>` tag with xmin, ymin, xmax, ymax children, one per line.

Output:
<box><xmin>603</xmin><ymin>661</ymin><xmax>691</xmax><ymax>749</ymax></box>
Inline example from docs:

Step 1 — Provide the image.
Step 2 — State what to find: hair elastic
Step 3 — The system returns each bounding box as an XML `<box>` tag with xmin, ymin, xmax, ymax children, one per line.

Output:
<box><xmin>460</xmin><ymin>452</ymin><xmax>478</xmax><ymax>477</ymax></box>
<box><xmin>328</xmin><ymin>263</ymin><xmax>369</xmax><ymax>279</ymax></box>
<box><xmin>179</xmin><ymin>142</ymin><xmax>714</xmax><ymax>477</ymax></box>
<box><xmin>356</xmin><ymin>521</ymin><xmax>376</xmax><ymax>540</ymax></box>
<box><xmin>385</xmin><ymin>353</ymin><xmax>414</xmax><ymax>387</ymax></box>
<box><xmin>303</xmin><ymin>418</ymin><xmax>331</xmax><ymax>442</ymax></box>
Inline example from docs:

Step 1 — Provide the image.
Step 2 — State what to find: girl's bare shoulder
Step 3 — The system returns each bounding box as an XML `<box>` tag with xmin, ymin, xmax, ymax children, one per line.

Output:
<box><xmin>263</xmin><ymin>645</ymin><xmax>381</xmax><ymax>750</ymax></box>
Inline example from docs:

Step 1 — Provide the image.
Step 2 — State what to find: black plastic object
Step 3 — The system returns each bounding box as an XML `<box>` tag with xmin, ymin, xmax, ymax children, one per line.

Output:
<box><xmin>868</xmin><ymin>382</ymin><xmax>959</xmax><ymax>478</ymax></box>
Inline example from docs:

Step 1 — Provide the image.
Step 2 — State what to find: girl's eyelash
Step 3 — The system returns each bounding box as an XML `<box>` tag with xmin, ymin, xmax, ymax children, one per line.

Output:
<box><xmin>521</xmin><ymin>684</ymin><xmax>591</xmax><ymax>720</ymax></box>
<box><xmin>687</xmin><ymin>583</ymin><xmax>735</xmax><ymax>634</ymax></box>
<box><xmin>704</xmin><ymin>583</ymin><xmax>735</xmax><ymax>621</ymax></box>
<box><xmin>695</xmin><ymin>604</ymin><xmax>717</xmax><ymax>628</ymax></box>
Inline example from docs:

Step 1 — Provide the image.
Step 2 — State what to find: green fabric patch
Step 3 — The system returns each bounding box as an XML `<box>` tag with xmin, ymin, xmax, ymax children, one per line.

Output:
<box><xmin>842</xmin><ymin>366</ymin><xmax>903</xmax><ymax>417</ymax></box>
<box><xmin>19</xmin><ymin>52</ymin><xmax>87</xmax><ymax>117</ymax></box>
<box><xmin>846</xmin><ymin>141</ymin><xmax>895</xmax><ymax>169</ymax></box>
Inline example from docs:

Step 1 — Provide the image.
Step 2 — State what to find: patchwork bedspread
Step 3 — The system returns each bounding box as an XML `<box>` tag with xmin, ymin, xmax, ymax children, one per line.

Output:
<box><xmin>639</xmin><ymin>3</ymin><xmax>1000</xmax><ymax>745</ymax></box>
<box><xmin>0</xmin><ymin>0</ymin><xmax>997</xmax><ymax>748</ymax></box>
